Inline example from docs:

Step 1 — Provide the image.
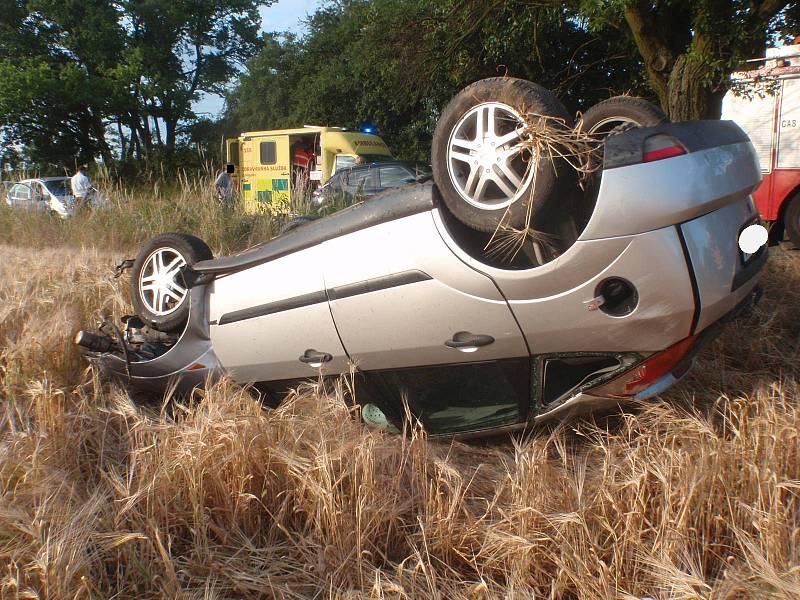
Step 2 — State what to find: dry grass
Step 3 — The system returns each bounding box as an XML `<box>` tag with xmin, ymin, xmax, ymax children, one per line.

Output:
<box><xmin>0</xmin><ymin>173</ymin><xmax>278</xmax><ymax>256</ymax></box>
<box><xmin>0</xmin><ymin>242</ymin><xmax>799</xmax><ymax>599</ymax></box>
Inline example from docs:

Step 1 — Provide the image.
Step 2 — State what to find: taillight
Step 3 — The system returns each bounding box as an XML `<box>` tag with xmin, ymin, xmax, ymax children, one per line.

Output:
<box><xmin>587</xmin><ymin>334</ymin><xmax>698</xmax><ymax>399</ymax></box>
<box><xmin>643</xmin><ymin>134</ymin><xmax>686</xmax><ymax>162</ymax></box>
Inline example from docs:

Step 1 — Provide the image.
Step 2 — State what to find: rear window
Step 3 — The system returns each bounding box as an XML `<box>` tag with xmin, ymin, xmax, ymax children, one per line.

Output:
<box><xmin>379</xmin><ymin>166</ymin><xmax>415</xmax><ymax>188</ymax></box>
<box><xmin>260</xmin><ymin>141</ymin><xmax>276</xmax><ymax>165</ymax></box>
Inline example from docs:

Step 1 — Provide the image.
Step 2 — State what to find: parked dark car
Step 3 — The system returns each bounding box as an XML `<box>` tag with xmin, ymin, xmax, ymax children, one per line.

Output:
<box><xmin>311</xmin><ymin>161</ymin><xmax>431</xmax><ymax>209</ymax></box>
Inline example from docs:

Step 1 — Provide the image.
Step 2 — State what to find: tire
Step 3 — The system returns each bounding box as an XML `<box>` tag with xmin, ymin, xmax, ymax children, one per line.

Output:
<box><xmin>786</xmin><ymin>194</ymin><xmax>800</xmax><ymax>248</ymax></box>
<box><xmin>577</xmin><ymin>96</ymin><xmax>668</xmax><ymax>137</ymax></box>
<box><xmin>432</xmin><ymin>77</ymin><xmax>576</xmax><ymax>233</ymax></box>
<box><xmin>280</xmin><ymin>215</ymin><xmax>319</xmax><ymax>235</ymax></box>
<box><xmin>131</xmin><ymin>233</ymin><xmax>213</xmax><ymax>333</ymax></box>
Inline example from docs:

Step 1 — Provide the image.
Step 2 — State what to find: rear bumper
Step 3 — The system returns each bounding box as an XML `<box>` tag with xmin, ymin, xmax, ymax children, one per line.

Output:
<box><xmin>581</xmin><ymin>120</ymin><xmax>761</xmax><ymax>241</ymax></box>
<box><xmin>534</xmin><ymin>286</ymin><xmax>762</xmax><ymax>422</ymax></box>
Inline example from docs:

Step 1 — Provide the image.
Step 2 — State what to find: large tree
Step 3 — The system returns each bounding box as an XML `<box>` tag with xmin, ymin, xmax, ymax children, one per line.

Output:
<box><xmin>0</xmin><ymin>0</ymin><xmax>270</xmax><ymax>167</ymax></box>
<box><xmin>0</xmin><ymin>0</ymin><xmax>127</xmax><ymax>165</ymax></box>
<box><xmin>122</xmin><ymin>0</ymin><xmax>267</xmax><ymax>158</ymax></box>
<box><xmin>453</xmin><ymin>0</ymin><xmax>795</xmax><ymax>120</ymax></box>
<box><xmin>226</xmin><ymin>0</ymin><xmax>646</xmax><ymax>159</ymax></box>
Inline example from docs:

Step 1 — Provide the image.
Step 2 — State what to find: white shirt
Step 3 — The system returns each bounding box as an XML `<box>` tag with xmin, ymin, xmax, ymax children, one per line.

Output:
<box><xmin>215</xmin><ymin>171</ymin><xmax>234</xmax><ymax>199</ymax></box>
<box><xmin>70</xmin><ymin>171</ymin><xmax>92</xmax><ymax>198</ymax></box>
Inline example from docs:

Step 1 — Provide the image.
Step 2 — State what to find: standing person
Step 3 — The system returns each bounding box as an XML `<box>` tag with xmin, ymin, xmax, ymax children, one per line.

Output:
<box><xmin>70</xmin><ymin>163</ymin><xmax>92</xmax><ymax>211</ymax></box>
<box><xmin>214</xmin><ymin>167</ymin><xmax>234</xmax><ymax>205</ymax></box>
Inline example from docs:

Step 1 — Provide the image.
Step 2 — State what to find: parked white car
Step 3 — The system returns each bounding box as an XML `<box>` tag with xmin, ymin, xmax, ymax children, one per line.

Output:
<box><xmin>5</xmin><ymin>177</ymin><xmax>76</xmax><ymax>217</ymax></box>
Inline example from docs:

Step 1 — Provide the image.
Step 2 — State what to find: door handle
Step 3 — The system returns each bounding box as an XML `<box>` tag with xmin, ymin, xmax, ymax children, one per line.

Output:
<box><xmin>299</xmin><ymin>349</ymin><xmax>333</xmax><ymax>368</ymax></box>
<box><xmin>445</xmin><ymin>332</ymin><xmax>495</xmax><ymax>353</ymax></box>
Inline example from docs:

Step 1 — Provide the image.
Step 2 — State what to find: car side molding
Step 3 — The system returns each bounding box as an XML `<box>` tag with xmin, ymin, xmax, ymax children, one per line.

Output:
<box><xmin>217</xmin><ymin>269</ymin><xmax>433</xmax><ymax>325</ymax></box>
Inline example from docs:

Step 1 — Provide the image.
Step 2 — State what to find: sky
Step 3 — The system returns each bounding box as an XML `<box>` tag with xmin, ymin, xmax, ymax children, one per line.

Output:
<box><xmin>193</xmin><ymin>0</ymin><xmax>324</xmax><ymax>118</ymax></box>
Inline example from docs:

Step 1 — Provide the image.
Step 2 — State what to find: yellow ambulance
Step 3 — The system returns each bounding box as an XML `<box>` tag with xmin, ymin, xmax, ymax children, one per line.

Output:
<box><xmin>225</xmin><ymin>126</ymin><xmax>393</xmax><ymax>214</ymax></box>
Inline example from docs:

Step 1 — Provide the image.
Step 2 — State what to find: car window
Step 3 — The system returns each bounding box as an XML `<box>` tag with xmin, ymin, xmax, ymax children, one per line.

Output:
<box><xmin>335</xmin><ymin>155</ymin><xmax>358</xmax><ymax>173</ymax></box>
<box><xmin>43</xmin><ymin>179</ymin><xmax>69</xmax><ymax>196</ymax></box>
<box><xmin>260</xmin><ymin>141</ymin><xmax>276</xmax><ymax>165</ymax></box>
<box><xmin>379</xmin><ymin>166</ymin><xmax>416</xmax><ymax>188</ymax></box>
<box><xmin>347</xmin><ymin>169</ymin><xmax>369</xmax><ymax>191</ymax></box>
<box><xmin>11</xmin><ymin>184</ymin><xmax>30</xmax><ymax>199</ymax></box>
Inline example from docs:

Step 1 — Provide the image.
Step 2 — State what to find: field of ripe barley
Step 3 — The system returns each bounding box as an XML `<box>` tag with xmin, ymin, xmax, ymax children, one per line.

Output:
<box><xmin>0</xmin><ymin>195</ymin><xmax>798</xmax><ymax>598</ymax></box>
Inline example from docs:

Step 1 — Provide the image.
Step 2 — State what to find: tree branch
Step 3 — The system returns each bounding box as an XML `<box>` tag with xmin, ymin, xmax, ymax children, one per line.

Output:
<box><xmin>622</xmin><ymin>1</ymin><xmax>675</xmax><ymax>108</ymax></box>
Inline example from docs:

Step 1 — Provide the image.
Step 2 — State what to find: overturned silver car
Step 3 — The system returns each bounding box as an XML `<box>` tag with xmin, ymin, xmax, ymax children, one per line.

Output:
<box><xmin>77</xmin><ymin>79</ymin><xmax>766</xmax><ymax>436</ymax></box>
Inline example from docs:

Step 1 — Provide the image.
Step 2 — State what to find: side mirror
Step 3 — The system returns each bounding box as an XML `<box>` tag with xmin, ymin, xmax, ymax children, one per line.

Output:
<box><xmin>226</xmin><ymin>163</ymin><xmax>235</xmax><ymax>174</ymax></box>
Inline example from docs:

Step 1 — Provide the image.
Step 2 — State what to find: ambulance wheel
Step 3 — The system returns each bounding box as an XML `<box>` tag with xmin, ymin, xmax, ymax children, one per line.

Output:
<box><xmin>432</xmin><ymin>77</ymin><xmax>575</xmax><ymax>233</ymax></box>
<box><xmin>786</xmin><ymin>193</ymin><xmax>800</xmax><ymax>248</ymax></box>
<box><xmin>131</xmin><ymin>233</ymin><xmax>213</xmax><ymax>333</ymax></box>
<box><xmin>577</xmin><ymin>96</ymin><xmax>668</xmax><ymax>137</ymax></box>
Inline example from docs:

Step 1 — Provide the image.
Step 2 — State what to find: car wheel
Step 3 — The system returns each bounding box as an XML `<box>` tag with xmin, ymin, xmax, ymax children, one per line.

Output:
<box><xmin>785</xmin><ymin>193</ymin><xmax>800</xmax><ymax>248</ymax></box>
<box><xmin>432</xmin><ymin>77</ymin><xmax>576</xmax><ymax>233</ymax></box>
<box><xmin>131</xmin><ymin>233</ymin><xmax>213</xmax><ymax>333</ymax></box>
<box><xmin>280</xmin><ymin>215</ymin><xmax>319</xmax><ymax>235</ymax></box>
<box><xmin>577</xmin><ymin>96</ymin><xmax>668</xmax><ymax>137</ymax></box>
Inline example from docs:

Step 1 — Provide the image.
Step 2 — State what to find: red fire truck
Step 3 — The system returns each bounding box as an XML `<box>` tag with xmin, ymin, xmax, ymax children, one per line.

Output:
<box><xmin>722</xmin><ymin>44</ymin><xmax>800</xmax><ymax>247</ymax></box>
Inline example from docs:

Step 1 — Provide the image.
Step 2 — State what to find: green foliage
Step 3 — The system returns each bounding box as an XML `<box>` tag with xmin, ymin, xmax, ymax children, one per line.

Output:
<box><xmin>567</xmin><ymin>0</ymin><xmax>794</xmax><ymax>118</ymax></box>
<box><xmin>224</xmin><ymin>0</ymin><xmax>648</xmax><ymax>161</ymax></box>
<box><xmin>0</xmin><ymin>0</ymin><xmax>271</xmax><ymax>169</ymax></box>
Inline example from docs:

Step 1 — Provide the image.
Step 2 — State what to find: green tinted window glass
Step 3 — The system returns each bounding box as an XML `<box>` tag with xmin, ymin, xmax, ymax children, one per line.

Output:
<box><xmin>272</xmin><ymin>178</ymin><xmax>288</xmax><ymax>191</ymax></box>
<box><xmin>257</xmin><ymin>190</ymin><xmax>272</xmax><ymax>203</ymax></box>
<box><xmin>381</xmin><ymin>358</ymin><xmax>529</xmax><ymax>434</ymax></box>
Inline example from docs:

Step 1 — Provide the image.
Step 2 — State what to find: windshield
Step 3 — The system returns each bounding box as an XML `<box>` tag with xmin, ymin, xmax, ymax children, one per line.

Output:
<box><xmin>43</xmin><ymin>179</ymin><xmax>71</xmax><ymax>196</ymax></box>
<box><xmin>359</xmin><ymin>154</ymin><xmax>394</xmax><ymax>163</ymax></box>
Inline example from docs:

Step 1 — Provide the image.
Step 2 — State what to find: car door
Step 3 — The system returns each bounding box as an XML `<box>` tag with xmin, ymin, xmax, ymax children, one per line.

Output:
<box><xmin>323</xmin><ymin>171</ymin><xmax>347</xmax><ymax>204</ymax></box>
<box><xmin>321</xmin><ymin>208</ymin><xmax>531</xmax><ymax>434</ymax></box>
<box><xmin>208</xmin><ymin>243</ymin><xmax>349</xmax><ymax>383</ymax></box>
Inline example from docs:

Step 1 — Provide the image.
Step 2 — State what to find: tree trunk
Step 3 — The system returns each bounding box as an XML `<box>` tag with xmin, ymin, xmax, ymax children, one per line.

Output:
<box><xmin>128</xmin><ymin>125</ymin><xmax>141</xmax><ymax>160</ymax></box>
<box><xmin>666</xmin><ymin>55</ymin><xmax>725</xmax><ymax>120</ymax></box>
<box><xmin>117</xmin><ymin>120</ymin><xmax>127</xmax><ymax>161</ymax></box>
<box><xmin>138</xmin><ymin>116</ymin><xmax>152</xmax><ymax>158</ymax></box>
<box><xmin>664</xmin><ymin>33</ymin><xmax>724</xmax><ymax>121</ymax></box>
<box><xmin>152</xmin><ymin>114</ymin><xmax>163</xmax><ymax>147</ymax></box>
<box><xmin>164</xmin><ymin>116</ymin><xmax>176</xmax><ymax>155</ymax></box>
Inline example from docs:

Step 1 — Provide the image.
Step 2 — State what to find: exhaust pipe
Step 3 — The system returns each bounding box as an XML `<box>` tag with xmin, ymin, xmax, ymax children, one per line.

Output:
<box><xmin>74</xmin><ymin>330</ymin><xmax>114</xmax><ymax>353</ymax></box>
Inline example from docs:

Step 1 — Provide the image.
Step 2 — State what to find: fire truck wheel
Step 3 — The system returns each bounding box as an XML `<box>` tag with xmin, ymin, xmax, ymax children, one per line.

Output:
<box><xmin>431</xmin><ymin>77</ymin><xmax>576</xmax><ymax>233</ymax></box>
<box><xmin>786</xmin><ymin>194</ymin><xmax>800</xmax><ymax>248</ymax></box>
<box><xmin>131</xmin><ymin>233</ymin><xmax>213</xmax><ymax>333</ymax></box>
<box><xmin>577</xmin><ymin>96</ymin><xmax>668</xmax><ymax>137</ymax></box>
